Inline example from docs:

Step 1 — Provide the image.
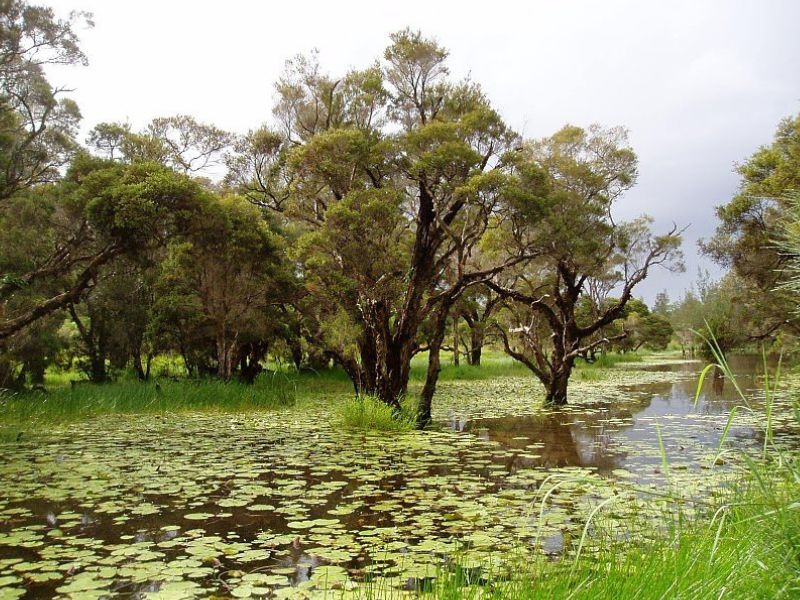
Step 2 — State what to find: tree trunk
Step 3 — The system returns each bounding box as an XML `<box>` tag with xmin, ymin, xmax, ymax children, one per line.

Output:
<box><xmin>452</xmin><ymin>315</ymin><xmax>459</xmax><ymax>367</ymax></box>
<box><xmin>239</xmin><ymin>341</ymin><xmax>268</xmax><ymax>384</ymax></box>
<box><xmin>544</xmin><ymin>336</ymin><xmax>575</xmax><ymax>406</ymax></box>
<box><xmin>468</xmin><ymin>328</ymin><xmax>483</xmax><ymax>366</ymax></box>
<box><xmin>132</xmin><ymin>350</ymin><xmax>147</xmax><ymax>381</ymax></box>
<box><xmin>88</xmin><ymin>321</ymin><xmax>109</xmax><ymax>383</ymax></box>
<box><xmin>27</xmin><ymin>356</ymin><xmax>46</xmax><ymax>386</ymax></box>
<box><xmin>0</xmin><ymin>353</ymin><xmax>25</xmax><ymax>391</ymax></box>
<box><xmin>89</xmin><ymin>354</ymin><xmax>107</xmax><ymax>383</ymax></box>
<box><xmin>289</xmin><ymin>338</ymin><xmax>303</xmax><ymax>370</ymax></box>
<box><xmin>418</xmin><ymin>301</ymin><xmax>455</xmax><ymax>427</ymax></box>
<box><xmin>216</xmin><ymin>332</ymin><xmax>238</xmax><ymax>380</ymax></box>
<box><xmin>418</xmin><ymin>342</ymin><xmax>441</xmax><ymax>427</ymax></box>
<box><xmin>373</xmin><ymin>345</ymin><xmax>407</xmax><ymax>411</ymax></box>
<box><xmin>545</xmin><ymin>369</ymin><xmax>570</xmax><ymax>405</ymax></box>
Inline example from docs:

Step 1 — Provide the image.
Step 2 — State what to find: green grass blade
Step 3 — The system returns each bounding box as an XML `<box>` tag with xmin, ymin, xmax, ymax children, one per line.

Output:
<box><xmin>713</xmin><ymin>407</ymin><xmax>737</xmax><ymax>467</ymax></box>
<box><xmin>693</xmin><ymin>363</ymin><xmax>718</xmax><ymax>407</ymax></box>
<box><xmin>656</xmin><ymin>421</ymin><xmax>670</xmax><ymax>477</ymax></box>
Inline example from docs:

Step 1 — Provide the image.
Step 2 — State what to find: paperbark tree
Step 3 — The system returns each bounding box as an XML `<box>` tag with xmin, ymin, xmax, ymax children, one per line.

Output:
<box><xmin>489</xmin><ymin>125</ymin><xmax>683</xmax><ymax>405</ymax></box>
<box><xmin>151</xmin><ymin>195</ymin><xmax>288</xmax><ymax>381</ymax></box>
<box><xmin>0</xmin><ymin>0</ymin><xmax>91</xmax><ymax>201</ymax></box>
<box><xmin>0</xmin><ymin>157</ymin><xmax>207</xmax><ymax>342</ymax></box>
<box><xmin>228</xmin><ymin>30</ymin><xmax>519</xmax><ymax>412</ymax></box>
<box><xmin>702</xmin><ymin>113</ymin><xmax>800</xmax><ymax>338</ymax></box>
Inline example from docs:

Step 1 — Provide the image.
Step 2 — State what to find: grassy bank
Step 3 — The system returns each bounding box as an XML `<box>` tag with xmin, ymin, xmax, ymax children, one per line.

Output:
<box><xmin>0</xmin><ymin>350</ymin><xmax>658</xmax><ymax>439</ymax></box>
<box><xmin>0</xmin><ymin>375</ymin><xmax>297</xmax><ymax>441</ymax></box>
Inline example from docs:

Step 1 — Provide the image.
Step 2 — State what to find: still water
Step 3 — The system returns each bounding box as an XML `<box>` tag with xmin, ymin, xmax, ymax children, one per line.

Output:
<box><xmin>452</xmin><ymin>357</ymin><xmax>777</xmax><ymax>475</ymax></box>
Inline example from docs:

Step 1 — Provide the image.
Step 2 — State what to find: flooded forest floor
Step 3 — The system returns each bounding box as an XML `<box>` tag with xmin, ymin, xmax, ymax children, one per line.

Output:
<box><xmin>0</xmin><ymin>353</ymin><xmax>798</xmax><ymax>598</ymax></box>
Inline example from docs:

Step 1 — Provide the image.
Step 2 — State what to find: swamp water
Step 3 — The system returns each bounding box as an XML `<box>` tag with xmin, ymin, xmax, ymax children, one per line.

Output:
<box><xmin>0</xmin><ymin>357</ymin><xmax>796</xmax><ymax>599</ymax></box>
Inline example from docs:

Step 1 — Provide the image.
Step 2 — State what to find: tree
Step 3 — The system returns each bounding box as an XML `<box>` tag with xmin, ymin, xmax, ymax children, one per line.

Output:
<box><xmin>669</xmin><ymin>270</ymin><xmax>770</xmax><ymax>360</ymax></box>
<box><xmin>0</xmin><ymin>157</ymin><xmax>207</xmax><ymax>342</ymax></box>
<box><xmin>774</xmin><ymin>192</ymin><xmax>800</xmax><ymax>312</ymax></box>
<box><xmin>63</xmin><ymin>258</ymin><xmax>157</xmax><ymax>382</ymax></box>
<box><xmin>671</xmin><ymin>288</ymin><xmax>703</xmax><ymax>357</ymax></box>
<box><xmin>0</xmin><ymin>312</ymin><xmax>62</xmax><ymax>389</ymax></box>
<box><xmin>0</xmin><ymin>0</ymin><xmax>91</xmax><ymax>201</ymax></box>
<box><xmin>455</xmin><ymin>284</ymin><xmax>501</xmax><ymax>366</ymax></box>
<box><xmin>151</xmin><ymin>195</ymin><xmax>288</xmax><ymax>381</ymax></box>
<box><xmin>489</xmin><ymin>125</ymin><xmax>683</xmax><ymax>405</ymax></box>
<box><xmin>702</xmin><ymin>113</ymin><xmax>800</xmax><ymax>338</ymax></box>
<box><xmin>228</xmin><ymin>30</ymin><xmax>520</xmax><ymax>418</ymax></box>
<box><xmin>697</xmin><ymin>274</ymin><xmax>756</xmax><ymax>359</ymax></box>
<box><xmin>617</xmin><ymin>311</ymin><xmax>673</xmax><ymax>352</ymax></box>
<box><xmin>87</xmin><ymin>115</ymin><xmax>233</xmax><ymax>176</ymax></box>
<box><xmin>652</xmin><ymin>290</ymin><xmax>672</xmax><ymax>317</ymax></box>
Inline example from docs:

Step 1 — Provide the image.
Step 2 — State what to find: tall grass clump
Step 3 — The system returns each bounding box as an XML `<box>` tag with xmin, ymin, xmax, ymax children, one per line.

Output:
<box><xmin>338</xmin><ymin>395</ymin><xmax>416</xmax><ymax>431</ymax></box>
<box><xmin>580</xmin><ymin>352</ymin><xmax>644</xmax><ymax>369</ymax></box>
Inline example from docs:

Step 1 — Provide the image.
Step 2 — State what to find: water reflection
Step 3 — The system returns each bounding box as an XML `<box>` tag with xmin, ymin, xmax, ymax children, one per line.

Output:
<box><xmin>461</xmin><ymin>411</ymin><xmax>626</xmax><ymax>473</ymax></box>
<box><xmin>454</xmin><ymin>355</ymin><xmax>773</xmax><ymax>474</ymax></box>
<box><xmin>0</xmin><ymin>355</ymin><xmax>786</xmax><ymax>598</ymax></box>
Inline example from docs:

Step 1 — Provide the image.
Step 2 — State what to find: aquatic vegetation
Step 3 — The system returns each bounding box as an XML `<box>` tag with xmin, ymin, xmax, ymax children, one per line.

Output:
<box><xmin>0</xmin><ymin>376</ymin><xmax>296</xmax><ymax>441</ymax></box>
<box><xmin>410</xmin><ymin>464</ymin><xmax>800</xmax><ymax>599</ymax></box>
<box><xmin>0</xmin><ymin>357</ymin><xmax>796</xmax><ymax>598</ymax></box>
<box><xmin>338</xmin><ymin>396</ymin><xmax>416</xmax><ymax>432</ymax></box>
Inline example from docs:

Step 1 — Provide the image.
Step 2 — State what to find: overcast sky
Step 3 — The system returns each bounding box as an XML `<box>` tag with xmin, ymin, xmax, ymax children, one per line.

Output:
<box><xmin>46</xmin><ymin>0</ymin><xmax>800</xmax><ymax>302</ymax></box>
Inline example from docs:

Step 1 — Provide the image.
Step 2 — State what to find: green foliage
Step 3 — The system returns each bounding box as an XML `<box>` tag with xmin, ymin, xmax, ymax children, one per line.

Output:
<box><xmin>616</xmin><ymin>310</ymin><xmax>673</xmax><ymax>352</ymax></box>
<box><xmin>492</xmin><ymin>124</ymin><xmax>682</xmax><ymax>402</ymax></box>
<box><xmin>703</xmin><ymin>112</ymin><xmax>800</xmax><ymax>338</ymax></box>
<box><xmin>0</xmin><ymin>1</ymin><xmax>91</xmax><ymax>200</ymax></box>
<box><xmin>338</xmin><ymin>394</ymin><xmax>416</xmax><ymax>431</ymax></box>
<box><xmin>0</xmin><ymin>157</ymin><xmax>210</xmax><ymax>345</ymax></box>
<box><xmin>150</xmin><ymin>194</ymin><xmax>291</xmax><ymax>379</ymax></box>
<box><xmin>652</xmin><ymin>289</ymin><xmax>672</xmax><ymax>317</ymax></box>
<box><xmin>775</xmin><ymin>193</ymin><xmax>800</xmax><ymax>309</ymax></box>
<box><xmin>0</xmin><ymin>375</ymin><xmax>296</xmax><ymax>438</ymax></box>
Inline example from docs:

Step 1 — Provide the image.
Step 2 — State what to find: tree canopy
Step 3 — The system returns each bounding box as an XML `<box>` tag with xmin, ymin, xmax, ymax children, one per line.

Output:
<box><xmin>0</xmin><ymin>12</ymin><xmax>684</xmax><ymax>421</ymax></box>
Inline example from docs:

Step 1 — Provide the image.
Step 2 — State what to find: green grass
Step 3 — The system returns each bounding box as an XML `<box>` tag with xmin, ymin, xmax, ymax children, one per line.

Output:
<box><xmin>578</xmin><ymin>351</ymin><xmax>644</xmax><ymax>369</ymax></box>
<box><xmin>0</xmin><ymin>349</ymin><xmax>667</xmax><ymax>440</ymax></box>
<box><xmin>408</xmin><ymin>349</ymin><xmax>650</xmax><ymax>383</ymax></box>
<box><xmin>338</xmin><ymin>395</ymin><xmax>417</xmax><ymax>431</ymax></box>
<box><xmin>0</xmin><ymin>374</ymin><xmax>296</xmax><ymax>441</ymax></box>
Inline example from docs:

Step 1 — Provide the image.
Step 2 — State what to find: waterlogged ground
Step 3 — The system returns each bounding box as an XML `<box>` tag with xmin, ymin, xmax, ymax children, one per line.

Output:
<box><xmin>0</xmin><ymin>357</ymin><xmax>796</xmax><ymax>599</ymax></box>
